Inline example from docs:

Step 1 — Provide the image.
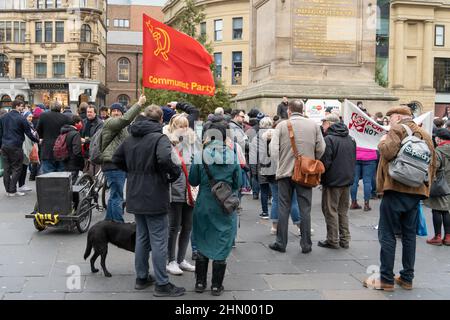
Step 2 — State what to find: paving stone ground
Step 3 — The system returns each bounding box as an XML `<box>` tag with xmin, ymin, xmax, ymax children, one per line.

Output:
<box><xmin>0</xmin><ymin>180</ymin><xmax>449</xmax><ymax>300</ymax></box>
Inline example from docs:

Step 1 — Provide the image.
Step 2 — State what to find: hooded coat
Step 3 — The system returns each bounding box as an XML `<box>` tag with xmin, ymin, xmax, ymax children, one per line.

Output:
<box><xmin>112</xmin><ymin>119</ymin><xmax>181</xmax><ymax>215</ymax></box>
<box><xmin>188</xmin><ymin>140</ymin><xmax>242</xmax><ymax>260</ymax></box>
<box><xmin>60</xmin><ymin>124</ymin><xmax>84</xmax><ymax>171</ymax></box>
<box><xmin>320</xmin><ymin>122</ymin><xmax>356</xmax><ymax>187</ymax></box>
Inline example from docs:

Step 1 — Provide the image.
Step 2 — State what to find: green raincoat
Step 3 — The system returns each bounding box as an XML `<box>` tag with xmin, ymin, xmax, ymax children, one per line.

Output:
<box><xmin>189</xmin><ymin>140</ymin><xmax>242</xmax><ymax>260</ymax></box>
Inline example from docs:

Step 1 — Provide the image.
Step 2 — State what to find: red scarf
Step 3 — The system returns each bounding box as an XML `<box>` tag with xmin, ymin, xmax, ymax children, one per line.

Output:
<box><xmin>175</xmin><ymin>147</ymin><xmax>194</xmax><ymax>206</ymax></box>
<box><xmin>438</xmin><ymin>140</ymin><xmax>450</xmax><ymax>147</ymax></box>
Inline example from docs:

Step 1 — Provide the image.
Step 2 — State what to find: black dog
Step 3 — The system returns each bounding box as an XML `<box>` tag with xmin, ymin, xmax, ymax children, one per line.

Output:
<box><xmin>84</xmin><ymin>221</ymin><xmax>136</xmax><ymax>277</ymax></box>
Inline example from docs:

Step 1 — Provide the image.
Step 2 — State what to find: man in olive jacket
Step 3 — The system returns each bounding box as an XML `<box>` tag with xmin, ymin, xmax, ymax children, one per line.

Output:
<box><xmin>101</xmin><ymin>95</ymin><xmax>146</xmax><ymax>222</ymax></box>
<box><xmin>364</xmin><ymin>106</ymin><xmax>436</xmax><ymax>292</ymax></box>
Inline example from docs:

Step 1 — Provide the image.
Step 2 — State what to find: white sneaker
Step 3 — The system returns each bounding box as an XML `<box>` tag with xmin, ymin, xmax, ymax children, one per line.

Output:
<box><xmin>166</xmin><ymin>261</ymin><xmax>183</xmax><ymax>275</ymax></box>
<box><xmin>18</xmin><ymin>185</ymin><xmax>32</xmax><ymax>192</ymax></box>
<box><xmin>179</xmin><ymin>260</ymin><xmax>195</xmax><ymax>272</ymax></box>
<box><xmin>8</xmin><ymin>191</ymin><xmax>25</xmax><ymax>197</ymax></box>
<box><xmin>270</xmin><ymin>227</ymin><xmax>277</xmax><ymax>235</ymax></box>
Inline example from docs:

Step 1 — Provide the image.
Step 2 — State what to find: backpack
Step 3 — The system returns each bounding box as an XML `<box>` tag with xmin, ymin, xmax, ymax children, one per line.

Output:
<box><xmin>53</xmin><ymin>132</ymin><xmax>69</xmax><ymax>161</ymax></box>
<box><xmin>388</xmin><ymin>124</ymin><xmax>432</xmax><ymax>188</ymax></box>
<box><xmin>89</xmin><ymin>128</ymin><xmax>104</xmax><ymax>165</ymax></box>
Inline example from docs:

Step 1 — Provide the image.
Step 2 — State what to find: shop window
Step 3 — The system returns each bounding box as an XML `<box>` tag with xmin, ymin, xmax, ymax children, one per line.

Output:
<box><xmin>35</xmin><ymin>55</ymin><xmax>47</xmax><ymax>79</ymax></box>
<box><xmin>214</xmin><ymin>52</ymin><xmax>222</xmax><ymax>79</ymax></box>
<box><xmin>0</xmin><ymin>54</ymin><xmax>9</xmax><ymax>78</ymax></box>
<box><xmin>5</xmin><ymin>22</ymin><xmax>11</xmax><ymax>42</ymax></box>
<box><xmin>232</xmin><ymin>17</ymin><xmax>243</xmax><ymax>40</ymax></box>
<box><xmin>232</xmin><ymin>51</ymin><xmax>242</xmax><ymax>85</ymax></box>
<box><xmin>214</xmin><ymin>19</ymin><xmax>222</xmax><ymax>41</ymax></box>
<box><xmin>20</xmin><ymin>21</ymin><xmax>25</xmax><ymax>43</ymax></box>
<box><xmin>118</xmin><ymin>58</ymin><xmax>130</xmax><ymax>82</ymax></box>
<box><xmin>80</xmin><ymin>58</ymin><xmax>92</xmax><ymax>79</ymax></box>
<box><xmin>81</xmin><ymin>24</ymin><xmax>91</xmax><ymax>42</ymax></box>
<box><xmin>55</xmin><ymin>21</ymin><xmax>64</xmax><ymax>42</ymax></box>
<box><xmin>35</xmin><ymin>22</ymin><xmax>42</xmax><ymax>43</ymax></box>
<box><xmin>53</xmin><ymin>55</ymin><xmax>65</xmax><ymax>78</ymax></box>
<box><xmin>118</xmin><ymin>94</ymin><xmax>130</xmax><ymax>107</ymax></box>
<box><xmin>434</xmin><ymin>58</ymin><xmax>450</xmax><ymax>92</ymax></box>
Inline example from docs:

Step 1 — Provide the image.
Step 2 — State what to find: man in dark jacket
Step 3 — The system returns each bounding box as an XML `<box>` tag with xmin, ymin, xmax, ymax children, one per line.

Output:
<box><xmin>36</xmin><ymin>101</ymin><xmax>71</xmax><ymax>173</ymax></box>
<box><xmin>277</xmin><ymin>97</ymin><xmax>289</xmax><ymax>119</ymax></box>
<box><xmin>81</xmin><ymin>105</ymin><xmax>103</xmax><ymax>157</ymax></box>
<box><xmin>0</xmin><ymin>99</ymin><xmax>39</xmax><ymax>196</ymax></box>
<box><xmin>319</xmin><ymin>114</ymin><xmax>356</xmax><ymax>249</ymax></box>
<box><xmin>61</xmin><ymin>115</ymin><xmax>84</xmax><ymax>182</ymax></box>
<box><xmin>112</xmin><ymin>104</ymin><xmax>184</xmax><ymax>297</ymax></box>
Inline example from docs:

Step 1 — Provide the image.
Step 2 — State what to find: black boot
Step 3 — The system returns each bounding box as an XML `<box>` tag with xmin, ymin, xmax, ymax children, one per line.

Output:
<box><xmin>195</xmin><ymin>253</ymin><xmax>209</xmax><ymax>293</ymax></box>
<box><xmin>211</xmin><ymin>260</ymin><xmax>226</xmax><ymax>296</ymax></box>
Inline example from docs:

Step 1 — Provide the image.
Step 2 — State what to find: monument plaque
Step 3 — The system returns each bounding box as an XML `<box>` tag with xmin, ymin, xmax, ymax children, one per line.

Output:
<box><xmin>292</xmin><ymin>0</ymin><xmax>360</xmax><ymax>64</ymax></box>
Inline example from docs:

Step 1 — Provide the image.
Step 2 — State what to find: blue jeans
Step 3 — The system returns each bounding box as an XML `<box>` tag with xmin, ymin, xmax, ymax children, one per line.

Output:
<box><xmin>351</xmin><ymin>160</ymin><xmax>377</xmax><ymax>201</ymax></box>
<box><xmin>104</xmin><ymin>170</ymin><xmax>126</xmax><ymax>223</ymax></box>
<box><xmin>378</xmin><ymin>191</ymin><xmax>421</xmax><ymax>284</ymax></box>
<box><xmin>260</xmin><ymin>183</ymin><xmax>270</xmax><ymax>214</ymax></box>
<box><xmin>252</xmin><ymin>174</ymin><xmax>260</xmax><ymax>196</ymax></box>
<box><xmin>269</xmin><ymin>182</ymin><xmax>300</xmax><ymax>225</ymax></box>
<box><xmin>41</xmin><ymin>160</ymin><xmax>65</xmax><ymax>174</ymax></box>
<box><xmin>134</xmin><ymin>213</ymin><xmax>169</xmax><ymax>285</ymax></box>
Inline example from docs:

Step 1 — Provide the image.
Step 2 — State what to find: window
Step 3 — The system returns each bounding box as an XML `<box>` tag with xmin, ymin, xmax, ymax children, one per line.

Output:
<box><xmin>232</xmin><ymin>17</ymin><xmax>243</xmax><ymax>40</ymax></box>
<box><xmin>20</xmin><ymin>21</ymin><xmax>25</xmax><ymax>43</ymax></box>
<box><xmin>214</xmin><ymin>53</ymin><xmax>222</xmax><ymax>79</ymax></box>
<box><xmin>5</xmin><ymin>22</ymin><xmax>11</xmax><ymax>42</ymax></box>
<box><xmin>0</xmin><ymin>0</ymin><xmax>26</xmax><ymax>8</ymax></box>
<box><xmin>124</xmin><ymin>20</ymin><xmax>129</xmax><ymax>28</ymax></box>
<box><xmin>113</xmin><ymin>19</ymin><xmax>129</xmax><ymax>29</ymax></box>
<box><xmin>118</xmin><ymin>58</ymin><xmax>130</xmax><ymax>81</ymax></box>
<box><xmin>35</xmin><ymin>55</ymin><xmax>47</xmax><ymax>78</ymax></box>
<box><xmin>79</xmin><ymin>0</ymin><xmax>87</xmax><ymax>7</ymax></box>
<box><xmin>113</xmin><ymin>19</ymin><xmax>118</xmax><ymax>27</ymax></box>
<box><xmin>0</xmin><ymin>54</ymin><xmax>8</xmax><ymax>78</ymax></box>
<box><xmin>37</xmin><ymin>0</ymin><xmax>44</xmax><ymax>8</ymax></box>
<box><xmin>200</xmin><ymin>22</ymin><xmax>206</xmax><ymax>38</ymax></box>
<box><xmin>80</xmin><ymin>58</ymin><xmax>92</xmax><ymax>79</ymax></box>
<box><xmin>56</xmin><ymin>0</ymin><xmax>61</xmax><ymax>7</ymax></box>
<box><xmin>0</xmin><ymin>22</ymin><xmax>3</xmax><ymax>42</ymax></box>
<box><xmin>81</xmin><ymin>24</ymin><xmax>91</xmax><ymax>42</ymax></box>
<box><xmin>45</xmin><ymin>21</ymin><xmax>52</xmax><ymax>42</ymax></box>
<box><xmin>53</xmin><ymin>55</ymin><xmax>65</xmax><ymax>78</ymax></box>
<box><xmin>15</xmin><ymin>58</ymin><xmax>22</xmax><ymax>78</ymax></box>
<box><xmin>106</xmin><ymin>19</ymin><xmax>109</xmax><ymax>27</ymax></box>
<box><xmin>232</xmin><ymin>51</ymin><xmax>242</xmax><ymax>85</ymax></box>
<box><xmin>45</xmin><ymin>0</ymin><xmax>53</xmax><ymax>8</ymax></box>
<box><xmin>118</xmin><ymin>95</ymin><xmax>130</xmax><ymax>107</ymax></box>
<box><xmin>214</xmin><ymin>19</ymin><xmax>222</xmax><ymax>41</ymax></box>
<box><xmin>436</xmin><ymin>25</ymin><xmax>445</xmax><ymax>47</ymax></box>
<box><xmin>35</xmin><ymin>22</ymin><xmax>42</xmax><ymax>42</ymax></box>
<box><xmin>13</xmin><ymin>22</ymin><xmax>19</xmax><ymax>43</ymax></box>
<box><xmin>55</xmin><ymin>21</ymin><xmax>64</xmax><ymax>42</ymax></box>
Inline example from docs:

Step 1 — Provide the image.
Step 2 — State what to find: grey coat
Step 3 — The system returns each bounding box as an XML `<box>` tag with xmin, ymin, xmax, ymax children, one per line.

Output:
<box><xmin>249</xmin><ymin>129</ymin><xmax>277</xmax><ymax>184</ymax></box>
<box><xmin>424</xmin><ymin>144</ymin><xmax>450</xmax><ymax>211</ymax></box>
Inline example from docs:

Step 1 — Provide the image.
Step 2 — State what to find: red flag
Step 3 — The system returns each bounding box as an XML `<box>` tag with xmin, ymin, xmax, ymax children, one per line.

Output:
<box><xmin>143</xmin><ymin>14</ymin><xmax>215</xmax><ymax>96</ymax></box>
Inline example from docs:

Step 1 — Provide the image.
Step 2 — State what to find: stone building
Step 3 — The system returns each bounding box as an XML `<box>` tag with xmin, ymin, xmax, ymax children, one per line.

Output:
<box><xmin>0</xmin><ymin>0</ymin><xmax>108</xmax><ymax>110</ymax></box>
<box><xmin>389</xmin><ymin>0</ymin><xmax>450</xmax><ymax>115</ymax></box>
<box><xmin>106</xmin><ymin>0</ymin><xmax>163</xmax><ymax>107</ymax></box>
<box><xmin>163</xmin><ymin>0</ymin><xmax>250</xmax><ymax>96</ymax></box>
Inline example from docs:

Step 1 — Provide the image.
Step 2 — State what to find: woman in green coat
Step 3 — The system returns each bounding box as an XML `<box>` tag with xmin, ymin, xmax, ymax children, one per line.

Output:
<box><xmin>189</xmin><ymin>120</ymin><xmax>242</xmax><ymax>296</ymax></box>
<box><xmin>424</xmin><ymin>128</ymin><xmax>450</xmax><ymax>246</ymax></box>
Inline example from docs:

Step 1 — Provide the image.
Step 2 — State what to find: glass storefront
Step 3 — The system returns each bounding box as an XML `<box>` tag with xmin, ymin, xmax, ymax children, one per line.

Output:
<box><xmin>29</xmin><ymin>83</ymin><xmax>69</xmax><ymax>108</ymax></box>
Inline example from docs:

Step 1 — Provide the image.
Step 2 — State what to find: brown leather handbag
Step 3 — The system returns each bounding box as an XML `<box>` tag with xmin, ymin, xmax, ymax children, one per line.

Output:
<box><xmin>287</xmin><ymin>121</ymin><xmax>325</xmax><ymax>188</ymax></box>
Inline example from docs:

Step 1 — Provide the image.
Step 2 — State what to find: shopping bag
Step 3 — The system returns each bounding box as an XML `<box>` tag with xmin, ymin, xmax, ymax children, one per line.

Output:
<box><xmin>29</xmin><ymin>144</ymin><xmax>40</xmax><ymax>163</ymax></box>
<box><xmin>416</xmin><ymin>202</ymin><xmax>428</xmax><ymax>237</ymax></box>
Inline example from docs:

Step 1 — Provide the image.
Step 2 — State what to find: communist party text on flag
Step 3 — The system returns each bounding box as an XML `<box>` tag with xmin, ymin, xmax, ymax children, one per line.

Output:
<box><xmin>143</xmin><ymin>14</ymin><xmax>215</xmax><ymax>96</ymax></box>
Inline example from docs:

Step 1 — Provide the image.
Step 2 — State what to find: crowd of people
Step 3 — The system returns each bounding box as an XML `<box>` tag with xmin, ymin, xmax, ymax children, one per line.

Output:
<box><xmin>0</xmin><ymin>94</ymin><xmax>448</xmax><ymax>297</ymax></box>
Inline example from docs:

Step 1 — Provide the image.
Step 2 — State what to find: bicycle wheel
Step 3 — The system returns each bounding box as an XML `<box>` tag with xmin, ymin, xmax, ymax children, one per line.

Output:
<box><xmin>76</xmin><ymin>198</ymin><xmax>92</xmax><ymax>233</ymax></box>
<box><xmin>75</xmin><ymin>173</ymin><xmax>94</xmax><ymax>188</ymax></box>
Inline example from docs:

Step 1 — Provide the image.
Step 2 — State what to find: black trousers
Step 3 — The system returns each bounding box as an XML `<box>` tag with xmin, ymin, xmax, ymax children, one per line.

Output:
<box><xmin>18</xmin><ymin>164</ymin><xmax>27</xmax><ymax>188</ymax></box>
<box><xmin>1</xmin><ymin>146</ymin><xmax>24</xmax><ymax>194</ymax></box>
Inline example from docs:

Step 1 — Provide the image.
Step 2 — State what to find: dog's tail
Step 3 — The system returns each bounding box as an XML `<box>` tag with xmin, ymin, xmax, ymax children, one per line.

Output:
<box><xmin>84</xmin><ymin>236</ymin><xmax>93</xmax><ymax>260</ymax></box>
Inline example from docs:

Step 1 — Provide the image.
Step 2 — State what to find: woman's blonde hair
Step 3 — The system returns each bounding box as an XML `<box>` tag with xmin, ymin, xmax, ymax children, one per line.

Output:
<box><xmin>259</xmin><ymin>117</ymin><xmax>273</xmax><ymax>129</ymax></box>
<box><xmin>167</xmin><ymin>113</ymin><xmax>189</xmax><ymax>133</ymax></box>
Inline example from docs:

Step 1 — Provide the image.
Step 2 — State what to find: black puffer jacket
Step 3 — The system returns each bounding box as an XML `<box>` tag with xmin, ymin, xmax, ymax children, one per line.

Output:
<box><xmin>60</xmin><ymin>125</ymin><xmax>84</xmax><ymax>172</ymax></box>
<box><xmin>112</xmin><ymin>119</ymin><xmax>181</xmax><ymax>215</ymax></box>
<box><xmin>320</xmin><ymin>122</ymin><xmax>356</xmax><ymax>187</ymax></box>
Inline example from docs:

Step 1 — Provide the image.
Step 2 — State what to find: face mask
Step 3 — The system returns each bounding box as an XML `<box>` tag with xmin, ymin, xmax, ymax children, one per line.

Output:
<box><xmin>75</xmin><ymin>123</ymin><xmax>83</xmax><ymax>131</ymax></box>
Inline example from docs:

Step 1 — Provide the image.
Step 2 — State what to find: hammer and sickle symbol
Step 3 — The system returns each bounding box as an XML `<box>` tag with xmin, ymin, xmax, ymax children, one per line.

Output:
<box><xmin>146</xmin><ymin>21</ymin><xmax>171</xmax><ymax>61</ymax></box>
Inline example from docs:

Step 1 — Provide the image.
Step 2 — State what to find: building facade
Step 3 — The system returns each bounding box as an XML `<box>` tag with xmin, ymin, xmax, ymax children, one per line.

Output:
<box><xmin>0</xmin><ymin>0</ymin><xmax>108</xmax><ymax>110</ymax></box>
<box><xmin>389</xmin><ymin>0</ymin><xmax>450</xmax><ymax>114</ymax></box>
<box><xmin>106</xmin><ymin>2</ymin><xmax>163</xmax><ymax>107</ymax></box>
<box><xmin>163</xmin><ymin>0</ymin><xmax>250</xmax><ymax>96</ymax></box>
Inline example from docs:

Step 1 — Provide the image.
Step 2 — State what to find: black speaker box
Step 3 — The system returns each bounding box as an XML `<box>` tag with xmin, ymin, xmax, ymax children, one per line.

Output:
<box><xmin>36</xmin><ymin>172</ymin><xmax>73</xmax><ymax>216</ymax></box>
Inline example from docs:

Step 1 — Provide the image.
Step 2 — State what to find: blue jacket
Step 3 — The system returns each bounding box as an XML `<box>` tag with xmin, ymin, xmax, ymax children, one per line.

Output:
<box><xmin>0</xmin><ymin>110</ymin><xmax>39</xmax><ymax>149</ymax></box>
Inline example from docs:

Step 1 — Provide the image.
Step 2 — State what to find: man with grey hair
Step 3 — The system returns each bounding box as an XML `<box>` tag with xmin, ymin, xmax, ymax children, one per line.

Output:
<box><xmin>269</xmin><ymin>100</ymin><xmax>325</xmax><ymax>253</ymax></box>
<box><xmin>113</xmin><ymin>102</ymin><xmax>184</xmax><ymax>297</ymax></box>
<box><xmin>214</xmin><ymin>107</ymin><xmax>224</xmax><ymax>116</ymax></box>
<box><xmin>319</xmin><ymin>114</ymin><xmax>356</xmax><ymax>249</ymax></box>
<box><xmin>36</xmin><ymin>100</ymin><xmax>71</xmax><ymax>173</ymax></box>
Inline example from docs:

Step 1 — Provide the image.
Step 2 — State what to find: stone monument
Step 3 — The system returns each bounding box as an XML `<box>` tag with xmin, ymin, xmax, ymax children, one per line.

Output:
<box><xmin>235</xmin><ymin>0</ymin><xmax>398</xmax><ymax>114</ymax></box>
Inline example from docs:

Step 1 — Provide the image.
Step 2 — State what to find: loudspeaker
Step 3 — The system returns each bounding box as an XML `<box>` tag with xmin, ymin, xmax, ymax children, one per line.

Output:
<box><xmin>36</xmin><ymin>172</ymin><xmax>73</xmax><ymax>215</ymax></box>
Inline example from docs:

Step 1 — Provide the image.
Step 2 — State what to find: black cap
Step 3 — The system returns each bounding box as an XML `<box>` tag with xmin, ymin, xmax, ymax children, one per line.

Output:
<box><xmin>436</xmin><ymin>128</ymin><xmax>450</xmax><ymax>140</ymax></box>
